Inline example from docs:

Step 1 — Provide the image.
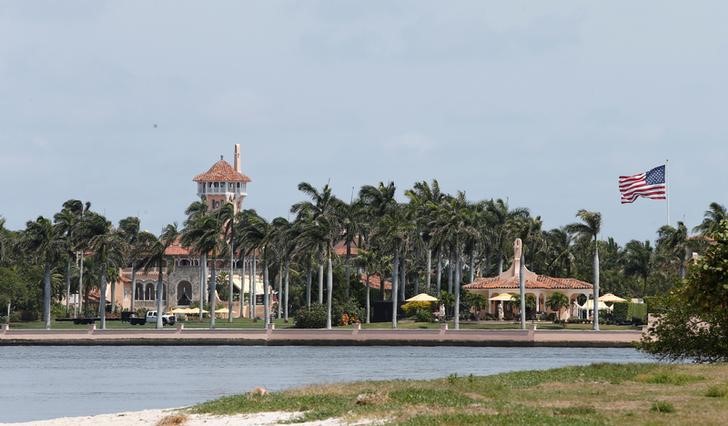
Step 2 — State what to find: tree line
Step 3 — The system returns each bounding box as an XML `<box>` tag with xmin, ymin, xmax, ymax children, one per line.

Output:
<box><xmin>0</xmin><ymin>180</ymin><xmax>724</xmax><ymax>330</ymax></box>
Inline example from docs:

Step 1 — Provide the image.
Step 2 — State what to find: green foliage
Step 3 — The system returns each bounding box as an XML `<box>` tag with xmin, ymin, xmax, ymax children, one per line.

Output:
<box><xmin>294</xmin><ymin>303</ymin><xmax>328</xmax><ymax>328</ymax></box>
<box><xmin>644</xmin><ymin>295</ymin><xmax>667</xmax><ymax>314</ymax></box>
<box><xmin>545</xmin><ymin>292</ymin><xmax>569</xmax><ymax>314</ymax></box>
<box><xmin>612</xmin><ymin>302</ymin><xmax>628</xmax><ymax>323</ymax></box>
<box><xmin>640</xmin><ymin>220</ymin><xmax>728</xmax><ymax>362</ymax></box>
<box><xmin>414</xmin><ymin>309</ymin><xmax>434</xmax><ymax>322</ymax></box>
<box><xmin>627</xmin><ymin>303</ymin><xmax>647</xmax><ymax>324</ymax></box>
<box><xmin>401</xmin><ymin>301</ymin><xmax>434</xmax><ymax>317</ymax></box>
<box><xmin>704</xmin><ymin>385</ymin><xmax>728</xmax><ymax>398</ymax></box>
<box><xmin>332</xmin><ymin>298</ymin><xmax>363</xmax><ymax>325</ymax></box>
<box><xmin>636</xmin><ymin>372</ymin><xmax>704</xmax><ymax>385</ymax></box>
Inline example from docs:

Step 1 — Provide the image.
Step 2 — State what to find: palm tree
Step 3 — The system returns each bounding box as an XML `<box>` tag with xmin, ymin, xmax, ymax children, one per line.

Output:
<box><xmin>693</xmin><ymin>202</ymin><xmax>727</xmax><ymax>237</ymax></box>
<box><xmin>217</xmin><ymin>202</ymin><xmax>237</xmax><ymax>322</ymax></box>
<box><xmin>622</xmin><ymin>240</ymin><xmax>653</xmax><ymax>296</ymax></box>
<box><xmin>291</xmin><ymin>182</ymin><xmax>343</xmax><ymax>329</ymax></box>
<box><xmin>53</xmin><ymin>200</ymin><xmax>85</xmax><ymax>316</ymax></box>
<box><xmin>656</xmin><ymin>221</ymin><xmax>689</xmax><ymax>280</ymax></box>
<box><xmin>486</xmin><ymin>199</ymin><xmax>530</xmax><ymax>274</ymax></box>
<box><xmin>140</xmin><ymin>224</ymin><xmax>179</xmax><ymax>329</ymax></box>
<box><xmin>238</xmin><ymin>210</ymin><xmax>274</xmax><ymax>327</ymax></box>
<box><xmin>566</xmin><ymin>209</ymin><xmax>602</xmax><ymax>331</ymax></box>
<box><xmin>545</xmin><ymin>292</ymin><xmax>570</xmax><ymax>321</ymax></box>
<box><xmin>21</xmin><ymin>216</ymin><xmax>64</xmax><ymax>329</ymax></box>
<box><xmin>181</xmin><ymin>201</ymin><xmax>210</xmax><ymax>314</ymax></box>
<box><xmin>430</xmin><ymin>192</ymin><xmax>478</xmax><ymax>329</ymax></box>
<box><xmin>405</xmin><ymin>180</ymin><xmax>446</xmax><ymax>294</ymax></box>
<box><xmin>88</xmin><ymin>218</ymin><xmax>126</xmax><ymax>329</ymax></box>
<box><xmin>186</xmin><ymin>211</ymin><xmax>226</xmax><ymax>329</ymax></box>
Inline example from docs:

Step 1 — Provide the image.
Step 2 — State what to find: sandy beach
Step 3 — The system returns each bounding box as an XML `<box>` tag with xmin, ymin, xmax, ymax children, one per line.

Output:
<box><xmin>0</xmin><ymin>408</ymin><xmax>352</xmax><ymax>426</ymax></box>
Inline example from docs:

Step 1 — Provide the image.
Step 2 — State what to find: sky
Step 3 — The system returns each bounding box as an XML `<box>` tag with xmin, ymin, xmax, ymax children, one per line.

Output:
<box><xmin>1</xmin><ymin>1</ymin><xmax>727</xmax><ymax>244</ymax></box>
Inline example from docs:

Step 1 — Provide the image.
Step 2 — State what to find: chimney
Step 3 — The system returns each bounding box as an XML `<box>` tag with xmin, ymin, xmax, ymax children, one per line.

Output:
<box><xmin>234</xmin><ymin>144</ymin><xmax>241</xmax><ymax>172</ymax></box>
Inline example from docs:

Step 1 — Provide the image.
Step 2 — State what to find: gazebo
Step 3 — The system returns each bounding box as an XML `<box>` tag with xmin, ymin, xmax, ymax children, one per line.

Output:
<box><xmin>463</xmin><ymin>239</ymin><xmax>594</xmax><ymax>320</ymax></box>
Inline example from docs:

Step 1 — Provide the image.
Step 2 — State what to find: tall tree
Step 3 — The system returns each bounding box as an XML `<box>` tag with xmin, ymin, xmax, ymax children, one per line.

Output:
<box><xmin>181</xmin><ymin>201</ymin><xmax>210</xmax><ymax>314</ymax></box>
<box><xmin>21</xmin><ymin>217</ymin><xmax>64</xmax><ymax>329</ymax></box>
<box><xmin>54</xmin><ymin>200</ymin><xmax>85</xmax><ymax>316</ymax></box>
<box><xmin>622</xmin><ymin>240</ymin><xmax>654</xmax><ymax>296</ymax></box>
<box><xmin>238</xmin><ymin>210</ymin><xmax>274</xmax><ymax>327</ymax></box>
<box><xmin>656</xmin><ymin>221</ymin><xmax>690</xmax><ymax>280</ymax></box>
<box><xmin>694</xmin><ymin>202</ymin><xmax>727</xmax><ymax>237</ymax></box>
<box><xmin>88</xmin><ymin>218</ymin><xmax>126</xmax><ymax>329</ymax></box>
<box><xmin>566</xmin><ymin>209</ymin><xmax>602</xmax><ymax>331</ymax></box>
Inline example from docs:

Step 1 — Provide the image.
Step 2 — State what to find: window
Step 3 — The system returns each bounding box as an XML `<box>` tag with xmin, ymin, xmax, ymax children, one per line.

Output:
<box><xmin>135</xmin><ymin>283</ymin><xmax>144</xmax><ymax>300</ymax></box>
<box><xmin>145</xmin><ymin>283</ymin><xmax>155</xmax><ymax>300</ymax></box>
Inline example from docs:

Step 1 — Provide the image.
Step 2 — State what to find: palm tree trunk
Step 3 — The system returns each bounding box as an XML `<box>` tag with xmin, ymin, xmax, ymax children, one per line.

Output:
<box><xmin>454</xmin><ymin>252</ymin><xmax>461</xmax><ymax>330</ymax></box>
<box><xmin>426</xmin><ymin>249</ymin><xmax>432</xmax><ymax>293</ymax></box>
<box><xmin>392</xmin><ymin>250</ymin><xmax>399</xmax><ymax>329</ymax></box>
<box><xmin>414</xmin><ymin>274</ymin><xmax>419</xmax><ymax>295</ymax></box>
<box><xmin>65</xmin><ymin>258</ymin><xmax>71</xmax><ymax>316</ymax></box>
<box><xmin>436</xmin><ymin>250</ymin><xmax>442</xmax><ymax>297</ymax></box>
<box><xmin>498</xmin><ymin>254</ymin><xmax>504</xmax><ymax>275</ymax></box>
<box><xmin>199</xmin><ymin>253</ymin><xmax>206</xmax><ymax>313</ymax></box>
<box><xmin>468</xmin><ymin>250</ymin><xmax>475</xmax><ymax>283</ymax></box>
<box><xmin>326</xmin><ymin>255</ymin><xmax>333</xmax><ymax>329</ymax></box>
<box><xmin>130</xmin><ymin>263</ymin><xmax>136</xmax><ymax>313</ymax></box>
<box><xmin>365</xmin><ymin>273</ymin><xmax>371</xmax><ymax>324</ymax></box>
<box><xmin>156</xmin><ymin>263</ymin><xmax>164</xmax><ymax>329</ymax></box>
<box><xmin>110</xmin><ymin>271</ymin><xmax>116</xmax><ymax>314</ymax></box>
<box><xmin>680</xmin><ymin>247</ymin><xmax>688</xmax><ymax>280</ymax></box>
<box><xmin>239</xmin><ymin>255</ymin><xmax>246</xmax><ymax>319</ymax></box>
<box><xmin>250</xmin><ymin>255</ymin><xmax>257</xmax><ymax>319</ymax></box>
<box><xmin>210</xmin><ymin>259</ymin><xmax>217</xmax><ymax>329</ymax></box>
<box><xmin>263</xmin><ymin>258</ymin><xmax>270</xmax><ymax>327</ymax></box>
<box><xmin>400</xmin><ymin>260</ymin><xmax>406</xmax><ymax>301</ymax></box>
<box><xmin>306</xmin><ymin>267</ymin><xmax>312</xmax><ymax>308</ymax></box>
<box><xmin>77</xmin><ymin>252</ymin><xmax>84</xmax><ymax>317</ymax></box>
<box><xmin>43</xmin><ymin>263</ymin><xmax>52</xmax><ymax>330</ymax></box>
<box><xmin>345</xmin><ymin>242</ymin><xmax>351</xmax><ymax>300</ymax></box>
<box><xmin>284</xmin><ymin>260</ymin><xmax>290</xmax><ymax>322</ymax></box>
<box><xmin>448</xmin><ymin>251</ymin><xmax>454</xmax><ymax>294</ymax></box>
<box><xmin>318</xmin><ymin>262</ymin><xmax>324</xmax><ymax>304</ymax></box>
<box><xmin>228</xmin><ymin>243</ymin><xmax>234</xmax><ymax>323</ymax></box>
<box><xmin>592</xmin><ymin>243</ymin><xmax>600</xmax><ymax>331</ymax></box>
<box><xmin>99</xmin><ymin>265</ymin><xmax>108</xmax><ymax>330</ymax></box>
<box><xmin>277</xmin><ymin>263</ymin><xmax>283</xmax><ymax>319</ymax></box>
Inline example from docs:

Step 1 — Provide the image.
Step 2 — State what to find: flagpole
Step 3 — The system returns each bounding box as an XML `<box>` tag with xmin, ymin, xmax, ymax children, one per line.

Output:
<box><xmin>665</xmin><ymin>159</ymin><xmax>670</xmax><ymax>226</ymax></box>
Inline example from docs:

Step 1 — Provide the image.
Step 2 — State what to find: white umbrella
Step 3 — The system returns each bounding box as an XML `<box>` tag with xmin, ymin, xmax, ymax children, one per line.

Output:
<box><xmin>489</xmin><ymin>293</ymin><xmax>516</xmax><ymax>302</ymax></box>
<box><xmin>599</xmin><ymin>293</ymin><xmax>627</xmax><ymax>303</ymax></box>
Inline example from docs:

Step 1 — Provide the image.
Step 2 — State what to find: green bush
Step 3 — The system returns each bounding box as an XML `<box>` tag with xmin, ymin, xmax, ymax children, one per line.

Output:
<box><xmin>644</xmin><ymin>296</ymin><xmax>667</xmax><ymax>314</ymax></box>
<box><xmin>294</xmin><ymin>303</ymin><xmax>328</xmax><ymax>328</ymax></box>
<box><xmin>332</xmin><ymin>299</ymin><xmax>364</xmax><ymax>325</ymax></box>
<box><xmin>402</xmin><ymin>301</ymin><xmax>434</xmax><ymax>317</ymax></box>
<box><xmin>414</xmin><ymin>309</ymin><xmax>434</xmax><ymax>322</ymax></box>
<box><xmin>628</xmin><ymin>303</ymin><xmax>647</xmax><ymax>324</ymax></box>
<box><xmin>612</xmin><ymin>302</ymin><xmax>629</xmax><ymax>323</ymax></box>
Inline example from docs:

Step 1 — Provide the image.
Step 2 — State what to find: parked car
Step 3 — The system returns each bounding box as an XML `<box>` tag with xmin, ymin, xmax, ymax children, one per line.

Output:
<box><xmin>146</xmin><ymin>310</ymin><xmax>176</xmax><ymax>326</ymax></box>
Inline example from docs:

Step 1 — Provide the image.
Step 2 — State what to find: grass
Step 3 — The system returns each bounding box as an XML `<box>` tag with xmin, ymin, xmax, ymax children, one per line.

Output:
<box><xmin>9</xmin><ymin>317</ymin><xmax>295</xmax><ymax>330</ymax></box>
<box><xmin>351</xmin><ymin>320</ymin><xmax>640</xmax><ymax>331</ymax></box>
<box><xmin>190</xmin><ymin>363</ymin><xmax>728</xmax><ymax>425</ymax></box>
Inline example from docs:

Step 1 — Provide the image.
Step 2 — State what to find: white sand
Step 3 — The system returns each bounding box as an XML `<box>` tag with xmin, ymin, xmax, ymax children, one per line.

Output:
<box><xmin>0</xmin><ymin>409</ymin><xmax>352</xmax><ymax>426</ymax></box>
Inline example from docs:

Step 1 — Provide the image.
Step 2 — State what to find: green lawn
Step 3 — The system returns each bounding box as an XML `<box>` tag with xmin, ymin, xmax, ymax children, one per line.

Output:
<box><xmin>8</xmin><ymin>317</ymin><xmax>295</xmax><ymax>330</ymax></box>
<box><xmin>190</xmin><ymin>363</ymin><xmax>728</xmax><ymax>425</ymax></box>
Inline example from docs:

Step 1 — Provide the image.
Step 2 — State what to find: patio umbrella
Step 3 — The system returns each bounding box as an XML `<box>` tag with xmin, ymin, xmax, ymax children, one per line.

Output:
<box><xmin>405</xmin><ymin>293</ymin><xmax>438</xmax><ymax>302</ymax></box>
<box><xmin>582</xmin><ymin>299</ymin><xmax>611</xmax><ymax>311</ymax></box>
<box><xmin>187</xmin><ymin>307</ymin><xmax>209</xmax><ymax>315</ymax></box>
<box><xmin>489</xmin><ymin>293</ymin><xmax>516</xmax><ymax>301</ymax></box>
<box><xmin>599</xmin><ymin>293</ymin><xmax>627</xmax><ymax>303</ymax></box>
<box><xmin>169</xmin><ymin>307</ymin><xmax>188</xmax><ymax>314</ymax></box>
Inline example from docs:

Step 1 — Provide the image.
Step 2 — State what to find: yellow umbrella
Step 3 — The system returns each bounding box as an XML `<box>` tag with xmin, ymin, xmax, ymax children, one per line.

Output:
<box><xmin>214</xmin><ymin>307</ymin><xmax>229</xmax><ymax>314</ymax></box>
<box><xmin>186</xmin><ymin>307</ymin><xmax>209</xmax><ymax>315</ymax></box>
<box><xmin>489</xmin><ymin>293</ymin><xmax>516</xmax><ymax>302</ymax></box>
<box><xmin>169</xmin><ymin>307</ymin><xmax>188</xmax><ymax>314</ymax></box>
<box><xmin>405</xmin><ymin>293</ymin><xmax>438</xmax><ymax>302</ymax></box>
<box><xmin>599</xmin><ymin>293</ymin><xmax>627</xmax><ymax>303</ymax></box>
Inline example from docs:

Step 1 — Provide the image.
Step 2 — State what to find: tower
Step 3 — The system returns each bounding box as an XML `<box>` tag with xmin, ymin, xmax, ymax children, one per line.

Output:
<box><xmin>192</xmin><ymin>144</ymin><xmax>251</xmax><ymax>212</ymax></box>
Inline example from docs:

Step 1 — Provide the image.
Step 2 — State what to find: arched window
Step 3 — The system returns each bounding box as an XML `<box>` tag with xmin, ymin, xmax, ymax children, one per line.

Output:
<box><xmin>135</xmin><ymin>283</ymin><xmax>144</xmax><ymax>301</ymax></box>
<box><xmin>177</xmin><ymin>281</ymin><xmax>193</xmax><ymax>305</ymax></box>
<box><xmin>162</xmin><ymin>283</ymin><xmax>167</xmax><ymax>301</ymax></box>
<box><xmin>145</xmin><ymin>283</ymin><xmax>155</xmax><ymax>300</ymax></box>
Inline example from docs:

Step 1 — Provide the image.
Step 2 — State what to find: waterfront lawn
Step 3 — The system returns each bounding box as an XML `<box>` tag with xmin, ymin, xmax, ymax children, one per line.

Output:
<box><xmin>350</xmin><ymin>320</ymin><xmax>640</xmax><ymax>331</ymax></box>
<box><xmin>9</xmin><ymin>317</ymin><xmax>295</xmax><ymax>330</ymax></box>
<box><xmin>191</xmin><ymin>363</ymin><xmax>728</xmax><ymax>425</ymax></box>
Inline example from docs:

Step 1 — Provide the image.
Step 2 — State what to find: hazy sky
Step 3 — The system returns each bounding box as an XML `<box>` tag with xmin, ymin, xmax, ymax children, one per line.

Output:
<box><xmin>1</xmin><ymin>1</ymin><xmax>726</xmax><ymax>244</ymax></box>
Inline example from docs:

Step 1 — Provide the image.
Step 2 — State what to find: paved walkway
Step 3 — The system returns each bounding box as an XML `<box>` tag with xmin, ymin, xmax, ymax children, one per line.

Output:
<box><xmin>0</xmin><ymin>324</ymin><xmax>642</xmax><ymax>347</ymax></box>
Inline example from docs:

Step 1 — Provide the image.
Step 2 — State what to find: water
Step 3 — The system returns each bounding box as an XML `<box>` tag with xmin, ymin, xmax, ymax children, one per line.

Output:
<box><xmin>0</xmin><ymin>346</ymin><xmax>652</xmax><ymax>423</ymax></box>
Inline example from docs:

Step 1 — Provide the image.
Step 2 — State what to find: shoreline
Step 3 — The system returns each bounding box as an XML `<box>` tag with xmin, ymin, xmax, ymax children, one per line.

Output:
<box><xmin>0</xmin><ymin>327</ymin><xmax>641</xmax><ymax>347</ymax></box>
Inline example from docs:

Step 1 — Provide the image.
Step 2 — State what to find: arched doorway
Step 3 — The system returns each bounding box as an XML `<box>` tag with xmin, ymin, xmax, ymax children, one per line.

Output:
<box><xmin>177</xmin><ymin>281</ymin><xmax>193</xmax><ymax>305</ymax></box>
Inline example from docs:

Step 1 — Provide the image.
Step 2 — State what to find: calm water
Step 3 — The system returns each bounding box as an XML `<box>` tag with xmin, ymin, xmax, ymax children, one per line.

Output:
<box><xmin>0</xmin><ymin>346</ymin><xmax>652</xmax><ymax>423</ymax></box>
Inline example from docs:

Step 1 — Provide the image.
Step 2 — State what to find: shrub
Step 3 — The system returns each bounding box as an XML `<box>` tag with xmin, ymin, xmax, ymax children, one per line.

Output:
<box><xmin>612</xmin><ymin>302</ymin><xmax>629</xmax><ymax>323</ymax></box>
<box><xmin>627</xmin><ymin>303</ymin><xmax>647</xmax><ymax>324</ymax></box>
<box><xmin>294</xmin><ymin>303</ymin><xmax>328</xmax><ymax>328</ymax></box>
<box><xmin>650</xmin><ymin>401</ymin><xmax>675</xmax><ymax>413</ymax></box>
<box><xmin>414</xmin><ymin>309</ymin><xmax>434</xmax><ymax>323</ymax></box>
<box><xmin>402</xmin><ymin>301</ymin><xmax>434</xmax><ymax>317</ymax></box>
<box><xmin>644</xmin><ymin>296</ymin><xmax>667</xmax><ymax>314</ymax></box>
<box><xmin>705</xmin><ymin>385</ymin><xmax>728</xmax><ymax>398</ymax></box>
<box><xmin>333</xmin><ymin>299</ymin><xmax>363</xmax><ymax>326</ymax></box>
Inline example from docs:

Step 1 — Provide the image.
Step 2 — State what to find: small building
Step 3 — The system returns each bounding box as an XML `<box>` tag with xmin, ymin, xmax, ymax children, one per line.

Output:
<box><xmin>463</xmin><ymin>239</ymin><xmax>593</xmax><ymax>320</ymax></box>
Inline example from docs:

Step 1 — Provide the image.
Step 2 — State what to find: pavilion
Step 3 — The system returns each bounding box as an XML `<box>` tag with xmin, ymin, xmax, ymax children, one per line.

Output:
<box><xmin>463</xmin><ymin>239</ymin><xmax>593</xmax><ymax>320</ymax></box>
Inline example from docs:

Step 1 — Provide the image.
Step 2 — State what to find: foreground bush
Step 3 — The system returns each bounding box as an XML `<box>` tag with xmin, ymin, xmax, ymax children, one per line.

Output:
<box><xmin>294</xmin><ymin>304</ymin><xmax>328</xmax><ymax>328</ymax></box>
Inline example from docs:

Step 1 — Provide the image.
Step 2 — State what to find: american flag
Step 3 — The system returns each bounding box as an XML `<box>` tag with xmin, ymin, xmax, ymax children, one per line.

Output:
<box><xmin>619</xmin><ymin>165</ymin><xmax>667</xmax><ymax>204</ymax></box>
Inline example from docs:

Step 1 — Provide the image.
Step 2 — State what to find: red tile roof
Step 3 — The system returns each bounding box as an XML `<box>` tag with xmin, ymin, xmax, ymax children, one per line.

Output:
<box><xmin>334</xmin><ymin>241</ymin><xmax>360</xmax><ymax>257</ymax></box>
<box><xmin>193</xmin><ymin>159</ymin><xmax>251</xmax><ymax>183</ymax></box>
<box><xmin>165</xmin><ymin>241</ymin><xmax>191</xmax><ymax>256</ymax></box>
<box><xmin>464</xmin><ymin>275</ymin><xmax>593</xmax><ymax>290</ymax></box>
<box><xmin>359</xmin><ymin>273</ymin><xmax>392</xmax><ymax>291</ymax></box>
